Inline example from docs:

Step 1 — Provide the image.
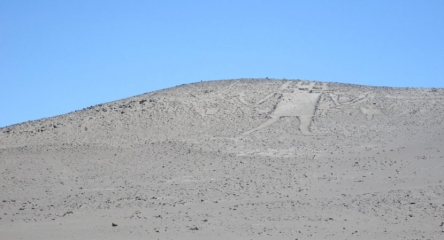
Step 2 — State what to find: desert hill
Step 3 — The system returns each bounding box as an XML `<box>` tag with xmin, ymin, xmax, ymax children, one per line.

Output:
<box><xmin>1</xmin><ymin>79</ymin><xmax>444</xmax><ymax>239</ymax></box>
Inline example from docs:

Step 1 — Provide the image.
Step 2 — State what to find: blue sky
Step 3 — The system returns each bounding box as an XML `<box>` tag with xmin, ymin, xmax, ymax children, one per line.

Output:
<box><xmin>1</xmin><ymin>0</ymin><xmax>443</xmax><ymax>127</ymax></box>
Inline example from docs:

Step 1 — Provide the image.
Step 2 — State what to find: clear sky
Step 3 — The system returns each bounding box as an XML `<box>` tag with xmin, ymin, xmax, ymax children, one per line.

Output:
<box><xmin>1</xmin><ymin>0</ymin><xmax>443</xmax><ymax>127</ymax></box>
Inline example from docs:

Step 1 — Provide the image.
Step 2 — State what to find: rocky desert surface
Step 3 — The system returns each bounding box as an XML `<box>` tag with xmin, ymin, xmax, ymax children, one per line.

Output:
<box><xmin>1</xmin><ymin>79</ymin><xmax>443</xmax><ymax>239</ymax></box>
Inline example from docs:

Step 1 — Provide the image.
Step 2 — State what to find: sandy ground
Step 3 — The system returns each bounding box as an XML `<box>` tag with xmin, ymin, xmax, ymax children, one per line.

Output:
<box><xmin>1</xmin><ymin>79</ymin><xmax>443</xmax><ymax>239</ymax></box>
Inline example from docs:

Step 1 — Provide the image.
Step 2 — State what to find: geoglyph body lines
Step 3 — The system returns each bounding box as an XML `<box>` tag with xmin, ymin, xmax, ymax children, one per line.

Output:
<box><xmin>187</xmin><ymin>80</ymin><xmax>383</xmax><ymax>135</ymax></box>
<box><xmin>242</xmin><ymin>81</ymin><xmax>328</xmax><ymax>136</ymax></box>
<box><xmin>334</xmin><ymin>91</ymin><xmax>372</xmax><ymax>109</ymax></box>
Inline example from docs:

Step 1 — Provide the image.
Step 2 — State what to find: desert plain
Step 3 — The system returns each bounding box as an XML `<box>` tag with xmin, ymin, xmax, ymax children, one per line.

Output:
<box><xmin>1</xmin><ymin>79</ymin><xmax>443</xmax><ymax>239</ymax></box>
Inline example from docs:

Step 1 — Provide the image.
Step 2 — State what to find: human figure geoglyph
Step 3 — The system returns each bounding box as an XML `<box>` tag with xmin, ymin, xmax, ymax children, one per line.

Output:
<box><xmin>242</xmin><ymin>81</ymin><xmax>326</xmax><ymax>135</ymax></box>
<box><xmin>241</xmin><ymin>81</ymin><xmax>372</xmax><ymax>136</ymax></box>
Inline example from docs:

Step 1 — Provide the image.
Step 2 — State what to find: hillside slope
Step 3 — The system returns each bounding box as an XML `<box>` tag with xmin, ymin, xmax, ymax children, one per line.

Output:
<box><xmin>1</xmin><ymin>79</ymin><xmax>444</xmax><ymax>239</ymax></box>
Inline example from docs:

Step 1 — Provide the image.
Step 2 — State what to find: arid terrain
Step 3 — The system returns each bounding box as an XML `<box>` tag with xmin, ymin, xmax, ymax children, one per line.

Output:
<box><xmin>1</xmin><ymin>79</ymin><xmax>443</xmax><ymax>239</ymax></box>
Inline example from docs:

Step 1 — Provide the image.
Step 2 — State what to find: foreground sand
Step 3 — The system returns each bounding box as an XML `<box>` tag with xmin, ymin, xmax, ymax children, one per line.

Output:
<box><xmin>1</xmin><ymin>79</ymin><xmax>443</xmax><ymax>239</ymax></box>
